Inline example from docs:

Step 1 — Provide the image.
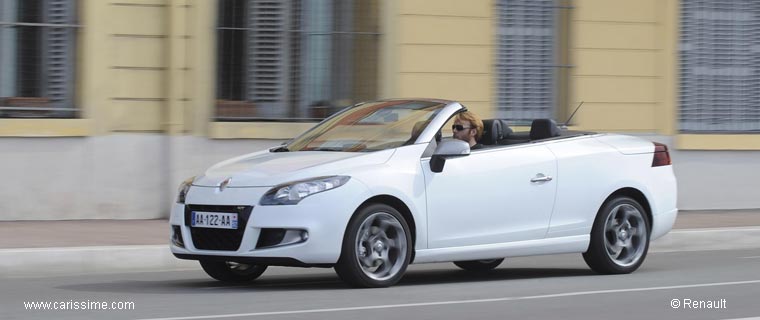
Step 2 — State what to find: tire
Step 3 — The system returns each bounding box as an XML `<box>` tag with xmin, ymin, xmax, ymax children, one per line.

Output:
<box><xmin>334</xmin><ymin>203</ymin><xmax>413</xmax><ymax>288</ymax></box>
<box><xmin>454</xmin><ymin>259</ymin><xmax>504</xmax><ymax>272</ymax></box>
<box><xmin>583</xmin><ymin>196</ymin><xmax>651</xmax><ymax>274</ymax></box>
<box><xmin>199</xmin><ymin>260</ymin><xmax>267</xmax><ymax>283</ymax></box>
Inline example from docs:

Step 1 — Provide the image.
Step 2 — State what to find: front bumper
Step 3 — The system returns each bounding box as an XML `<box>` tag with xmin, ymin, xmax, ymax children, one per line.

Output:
<box><xmin>169</xmin><ymin>179</ymin><xmax>371</xmax><ymax>265</ymax></box>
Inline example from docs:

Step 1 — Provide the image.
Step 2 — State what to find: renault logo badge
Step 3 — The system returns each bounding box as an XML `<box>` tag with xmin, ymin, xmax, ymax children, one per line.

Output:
<box><xmin>219</xmin><ymin>178</ymin><xmax>231</xmax><ymax>191</ymax></box>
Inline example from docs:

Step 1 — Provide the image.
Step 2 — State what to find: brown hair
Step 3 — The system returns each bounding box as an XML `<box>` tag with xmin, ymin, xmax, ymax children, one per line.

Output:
<box><xmin>455</xmin><ymin>111</ymin><xmax>484</xmax><ymax>140</ymax></box>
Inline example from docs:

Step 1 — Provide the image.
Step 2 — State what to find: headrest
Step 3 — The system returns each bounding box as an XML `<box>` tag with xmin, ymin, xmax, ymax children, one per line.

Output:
<box><xmin>480</xmin><ymin>119</ymin><xmax>509</xmax><ymax>145</ymax></box>
<box><xmin>529</xmin><ymin>119</ymin><xmax>560</xmax><ymax>140</ymax></box>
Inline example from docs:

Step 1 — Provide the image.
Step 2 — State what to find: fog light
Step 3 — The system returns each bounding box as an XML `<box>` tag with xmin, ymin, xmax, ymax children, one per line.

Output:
<box><xmin>255</xmin><ymin>229</ymin><xmax>309</xmax><ymax>249</ymax></box>
<box><xmin>171</xmin><ymin>225</ymin><xmax>185</xmax><ymax>248</ymax></box>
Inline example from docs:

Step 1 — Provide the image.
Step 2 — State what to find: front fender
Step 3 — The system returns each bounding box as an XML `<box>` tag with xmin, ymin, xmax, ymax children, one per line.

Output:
<box><xmin>347</xmin><ymin>144</ymin><xmax>430</xmax><ymax>249</ymax></box>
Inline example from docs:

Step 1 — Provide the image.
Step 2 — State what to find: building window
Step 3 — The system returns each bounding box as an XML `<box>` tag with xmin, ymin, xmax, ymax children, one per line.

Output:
<box><xmin>680</xmin><ymin>0</ymin><xmax>760</xmax><ymax>132</ymax></box>
<box><xmin>495</xmin><ymin>0</ymin><xmax>571</xmax><ymax>125</ymax></box>
<box><xmin>215</xmin><ymin>0</ymin><xmax>380</xmax><ymax>121</ymax></box>
<box><xmin>0</xmin><ymin>0</ymin><xmax>78</xmax><ymax>118</ymax></box>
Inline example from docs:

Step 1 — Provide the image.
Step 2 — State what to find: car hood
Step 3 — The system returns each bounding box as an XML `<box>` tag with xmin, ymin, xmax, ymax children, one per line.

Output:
<box><xmin>193</xmin><ymin>149</ymin><xmax>395</xmax><ymax>187</ymax></box>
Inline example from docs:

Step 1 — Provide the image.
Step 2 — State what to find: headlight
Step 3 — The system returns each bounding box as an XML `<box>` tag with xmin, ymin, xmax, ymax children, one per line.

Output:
<box><xmin>177</xmin><ymin>176</ymin><xmax>195</xmax><ymax>204</ymax></box>
<box><xmin>260</xmin><ymin>176</ymin><xmax>350</xmax><ymax>205</ymax></box>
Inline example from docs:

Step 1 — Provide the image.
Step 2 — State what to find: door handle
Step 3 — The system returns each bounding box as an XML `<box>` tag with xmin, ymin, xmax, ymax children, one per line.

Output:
<box><xmin>531</xmin><ymin>174</ymin><xmax>553</xmax><ymax>183</ymax></box>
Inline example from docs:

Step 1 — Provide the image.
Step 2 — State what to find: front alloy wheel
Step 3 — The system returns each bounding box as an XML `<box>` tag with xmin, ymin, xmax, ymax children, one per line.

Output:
<box><xmin>583</xmin><ymin>196</ymin><xmax>650</xmax><ymax>274</ymax></box>
<box><xmin>335</xmin><ymin>203</ymin><xmax>412</xmax><ymax>288</ymax></box>
<box><xmin>199</xmin><ymin>260</ymin><xmax>267</xmax><ymax>283</ymax></box>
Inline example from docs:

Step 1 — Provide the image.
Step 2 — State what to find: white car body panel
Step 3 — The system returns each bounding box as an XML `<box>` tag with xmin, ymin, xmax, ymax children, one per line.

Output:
<box><xmin>195</xmin><ymin>149</ymin><xmax>396</xmax><ymax>187</ymax></box>
<box><xmin>543</xmin><ymin>134</ymin><xmax>677</xmax><ymax>241</ymax></box>
<box><xmin>351</xmin><ymin>144</ymin><xmax>431</xmax><ymax>250</ymax></box>
<box><xmin>422</xmin><ymin>143</ymin><xmax>557</xmax><ymax>248</ymax></box>
<box><xmin>170</xmin><ymin>99</ymin><xmax>678</xmax><ymax>267</ymax></box>
<box><xmin>595</xmin><ymin>134</ymin><xmax>658</xmax><ymax>155</ymax></box>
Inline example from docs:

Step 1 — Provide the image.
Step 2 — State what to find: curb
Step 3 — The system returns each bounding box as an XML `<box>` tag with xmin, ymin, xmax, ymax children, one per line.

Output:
<box><xmin>0</xmin><ymin>245</ymin><xmax>196</xmax><ymax>278</ymax></box>
<box><xmin>2</xmin><ymin>227</ymin><xmax>760</xmax><ymax>278</ymax></box>
<box><xmin>649</xmin><ymin>226</ymin><xmax>760</xmax><ymax>253</ymax></box>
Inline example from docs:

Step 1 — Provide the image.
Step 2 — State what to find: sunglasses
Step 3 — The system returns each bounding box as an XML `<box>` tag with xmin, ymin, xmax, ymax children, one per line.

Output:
<box><xmin>452</xmin><ymin>124</ymin><xmax>473</xmax><ymax>131</ymax></box>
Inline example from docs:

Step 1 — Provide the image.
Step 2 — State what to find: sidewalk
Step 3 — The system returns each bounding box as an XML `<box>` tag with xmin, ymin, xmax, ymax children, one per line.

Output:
<box><xmin>1</xmin><ymin>210</ymin><xmax>759</xmax><ymax>277</ymax></box>
<box><xmin>0</xmin><ymin>219</ymin><xmax>168</xmax><ymax>249</ymax></box>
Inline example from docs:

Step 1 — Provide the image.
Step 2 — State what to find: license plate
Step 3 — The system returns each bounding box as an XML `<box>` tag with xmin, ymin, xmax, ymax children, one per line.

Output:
<box><xmin>191</xmin><ymin>211</ymin><xmax>238</xmax><ymax>229</ymax></box>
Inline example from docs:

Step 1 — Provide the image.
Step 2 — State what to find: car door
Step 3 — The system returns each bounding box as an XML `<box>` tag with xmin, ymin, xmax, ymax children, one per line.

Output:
<box><xmin>422</xmin><ymin>143</ymin><xmax>558</xmax><ymax>249</ymax></box>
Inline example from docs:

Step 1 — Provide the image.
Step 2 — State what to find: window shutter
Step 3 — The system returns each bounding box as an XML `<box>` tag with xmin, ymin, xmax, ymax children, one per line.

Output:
<box><xmin>680</xmin><ymin>0</ymin><xmax>760</xmax><ymax>132</ymax></box>
<box><xmin>246</xmin><ymin>0</ymin><xmax>291</xmax><ymax>117</ymax></box>
<box><xmin>44</xmin><ymin>0</ymin><xmax>76</xmax><ymax>109</ymax></box>
<box><xmin>495</xmin><ymin>0</ymin><xmax>556</xmax><ymax>124</ymax></box>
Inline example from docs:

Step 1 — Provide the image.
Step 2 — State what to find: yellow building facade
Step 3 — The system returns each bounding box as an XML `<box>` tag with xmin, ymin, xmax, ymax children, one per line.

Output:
<box><xmin>1</xmin><ymin>0</ymin><xmax>758</xmax><ymax>148</ymax></box>
<box><xmin>1</xmin><ymin>0</ymin><xmax>759</xmax><ymax>220</ymax></box>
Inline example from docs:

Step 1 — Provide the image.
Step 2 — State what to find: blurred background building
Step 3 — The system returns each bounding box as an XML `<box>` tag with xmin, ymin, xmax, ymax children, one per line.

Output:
<box><xmin>0</xmin><ymin>0</ymin><xmax>758</xmax><ymax>220</ymax></box>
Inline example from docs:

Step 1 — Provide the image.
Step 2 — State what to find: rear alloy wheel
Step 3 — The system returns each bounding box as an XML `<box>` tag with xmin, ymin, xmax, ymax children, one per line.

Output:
<box><xmin>583</xmin><ymin>196</ymin><xmax>650</xmax><ymax>274</ymax></box>
<box><xmin>199</xmin><ymin>260</ymin><xmax>267</xmax><ymax>282</ymax></box>
<box><xmin>454</xmin><ymin>259</ymin><xmax>504</xmax><ymax>272</ymax></box>
<box><xmin>335</xmin><ymin>203</ymin><xmax>412</xmax><ymax>288</ymax></box>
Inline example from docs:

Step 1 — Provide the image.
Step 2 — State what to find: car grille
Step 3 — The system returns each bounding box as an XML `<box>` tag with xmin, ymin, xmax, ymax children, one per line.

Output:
<box><xmin>184</xmin><ymin>205</ymin><xmax>253</xmax><ymax>251</ymax></box>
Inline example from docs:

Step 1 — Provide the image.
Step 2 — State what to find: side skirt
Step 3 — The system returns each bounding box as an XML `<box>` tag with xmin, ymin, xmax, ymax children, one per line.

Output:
<box><xmin>412</xmin><ymin>235</ymin><xmax>589</xmax><ymax>264</ymax></box>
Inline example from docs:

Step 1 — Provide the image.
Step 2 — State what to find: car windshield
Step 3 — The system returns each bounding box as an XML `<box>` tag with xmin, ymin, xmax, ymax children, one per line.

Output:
<box><xmin>286</xmin><ymin>100</ymin><xmax>447</xmax><ymax>152</ymax></box>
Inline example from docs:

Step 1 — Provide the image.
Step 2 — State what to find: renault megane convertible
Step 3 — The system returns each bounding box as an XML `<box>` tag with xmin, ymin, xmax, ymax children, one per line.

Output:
<box><xmin>170</xmin><ymin>99</ymin><xmax>678</xmax><ymax>287</ymax></box>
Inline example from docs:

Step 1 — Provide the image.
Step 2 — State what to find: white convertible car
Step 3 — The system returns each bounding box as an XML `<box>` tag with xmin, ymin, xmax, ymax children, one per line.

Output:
<box><xmin>170</xmin><ymin>99</ymin><xmax>678</xmax><ymax>288</ymax></box>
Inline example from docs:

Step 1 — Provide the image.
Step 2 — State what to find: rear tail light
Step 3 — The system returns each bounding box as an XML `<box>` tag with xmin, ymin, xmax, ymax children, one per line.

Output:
<box><xmin>652</xmin><ymin>142</ymin><xmax>671</xmax><ymax>167</ymax></box>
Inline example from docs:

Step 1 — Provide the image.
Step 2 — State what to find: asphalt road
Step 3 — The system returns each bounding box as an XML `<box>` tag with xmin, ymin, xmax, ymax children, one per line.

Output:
<box><xmin>2</xmin><ymin>248</ymin><xmax>760</xmax><ymax>320</ymax></box>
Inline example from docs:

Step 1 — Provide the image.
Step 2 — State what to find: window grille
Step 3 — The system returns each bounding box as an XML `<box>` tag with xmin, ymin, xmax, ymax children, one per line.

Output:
<box><xmin>495</xmin><ymin>0</ymin><xmax>565</xmax><ymax>125</ymax></box>
<box><xmin>680</xmin><ymin>0</ymin><xmax>760</xmax><ymax>132</ymax></box>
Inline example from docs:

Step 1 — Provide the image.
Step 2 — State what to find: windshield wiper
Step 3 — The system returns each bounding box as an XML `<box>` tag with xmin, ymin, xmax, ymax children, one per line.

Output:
<box><xmin>271</xmin><ymin>146</ymin><xmax>290</xmax><ymax>152</ymax></box>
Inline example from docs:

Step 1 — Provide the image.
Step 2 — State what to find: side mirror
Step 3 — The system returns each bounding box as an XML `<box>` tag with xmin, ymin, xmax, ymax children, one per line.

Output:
<box><xmin>430</xmin><ymin>139</ymin><xmax>470</xmax><ymax>173</ymax></box>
